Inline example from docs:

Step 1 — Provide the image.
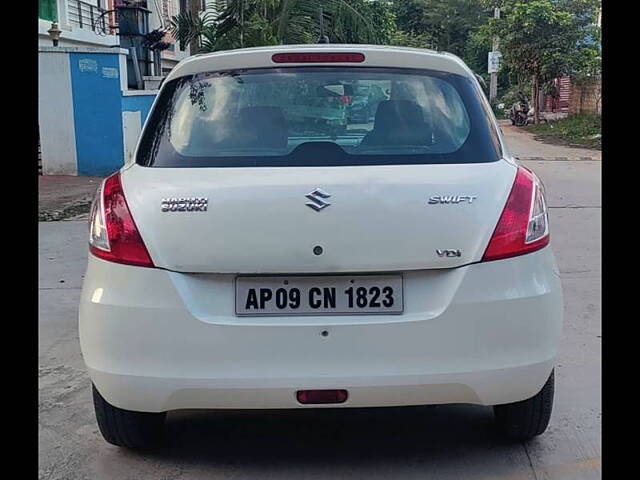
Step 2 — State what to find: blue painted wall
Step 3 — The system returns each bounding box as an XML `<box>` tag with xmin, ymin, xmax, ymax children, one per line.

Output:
<box><xmin>121</xmin><ymin>93</ymin><xmax>156</xmax><ymax>141</ymax></box>
<box><xmin>121</xmin><ymin>94</ymin><xmax>156</xmax><ymax>123</ymax></box>
<box><xmin>70</xmin><ymin>53</ymin><xmax>125</xmax><ymax>175</ymax></box>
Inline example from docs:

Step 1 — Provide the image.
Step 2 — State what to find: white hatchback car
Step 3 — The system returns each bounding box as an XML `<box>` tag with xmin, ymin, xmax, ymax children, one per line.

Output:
<box><xmin>80</xmin><ymin>45</ymin><xmax>563</xmax><ymax>449</ymax></box>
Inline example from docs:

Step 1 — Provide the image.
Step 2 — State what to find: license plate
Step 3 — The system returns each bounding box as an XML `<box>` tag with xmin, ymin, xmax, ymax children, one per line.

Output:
<box><xmin>235</xmin><ymin>275</ymin><xmax>403</xmax><ymax>316</ymax></box>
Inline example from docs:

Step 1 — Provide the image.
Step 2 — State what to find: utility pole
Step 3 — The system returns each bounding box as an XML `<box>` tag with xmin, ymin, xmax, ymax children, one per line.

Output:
<box><xmin>240</xmin><ymin>0</ymin><xmax>244</xmax><ymax>47</ymax></box>
<box><xmin>318</xmin><ymin>6</ymin><xmax>329</xmax><ymax>43</ymax></box>
<box><xmin>489</xmin><ymin>6</ymin><xmax>500</xmax><ymax>101</ymax></box>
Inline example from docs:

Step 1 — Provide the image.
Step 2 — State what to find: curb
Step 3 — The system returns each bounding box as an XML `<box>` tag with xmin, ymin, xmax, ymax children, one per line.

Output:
<box><xmin>39</xmin><ymin>199</ymin><xmax>93</xmax><ymax>222</ymax></box>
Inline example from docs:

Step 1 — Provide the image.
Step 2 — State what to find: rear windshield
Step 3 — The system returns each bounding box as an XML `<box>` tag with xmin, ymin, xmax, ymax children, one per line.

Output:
<box><xmin>137</xmin><ymin>67</ymin><xmax>501</xmax><ymax>168</ymax></box>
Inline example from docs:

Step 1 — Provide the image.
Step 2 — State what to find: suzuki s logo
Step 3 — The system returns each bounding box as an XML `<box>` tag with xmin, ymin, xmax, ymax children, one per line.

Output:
<box><xmin>437</xmin><ymin>249</ymin><xmax>462</xmax><ymax>258</ymax></box>
<box><xmin>305</xmin><ymin>188</ymin><xmax>331</xmax><ymax>211</ymax></box>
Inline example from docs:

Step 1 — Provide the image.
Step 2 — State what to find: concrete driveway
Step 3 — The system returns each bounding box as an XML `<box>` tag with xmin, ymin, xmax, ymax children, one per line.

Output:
<box><xmin>38</xmin><ymin>127</ymin><xmax>601</xmax><ymax>480</ymax></box>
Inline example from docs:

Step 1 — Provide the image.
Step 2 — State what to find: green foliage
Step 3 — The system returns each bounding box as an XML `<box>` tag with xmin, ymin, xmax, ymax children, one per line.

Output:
<box><xmin>369</xmin><ymin>1</ymin><xmax>398</xmax><ymax>45</ymax></box>
<box><xmin>171</xmin><ymin>0</ymin><xmax>396</xmax><ymax>53</ymax></box>
<box><xmin>500</xmin><ymin>82</ymin><xmax>531</xmax><ymax>105</ymax></box>
<box><xmin>571</xmin><ymin>38</ymin><xmax>601</xmax><ymax>86</ymax></box>
<box><xmin>389</xmin><ymin>30</ymin><xmax>431</xmax><ymax>49</ymax></box>
<box><xmin>555</xmin><ymin>0</ymin><xmax>601</xmax><ymax>83</ymax></box>
<box><xmin>480</xmin><ymin>0</ymin><xmax>600</xmax><ymax>82</ymax></box>
<box><xmin>170</xmin><ymin>2</ymin><xmax>219</xmax><ymax>51</ymax></box>
<box><xmin>462</xmin><ymin>30</ymin><xmax>491</xmax><ymax>74</ymax></box>
<box><xmin>482</xmin><ymin>1</ymin><xmax>574</xmax><ymax>82</ymax></box>
<box><xmin>393</xmin><ymin>0</ymin><xmax>491</xmax><ymax>55</ymax></box>
<box><xmin>527</xmin><ymin>114</ymin><xmax>601</xmax><ymax>149</ymax></box>
<box><xmin>477</xmin><ymin>0</ymin><xmax>600</xmax><ymax>123</ymax></box>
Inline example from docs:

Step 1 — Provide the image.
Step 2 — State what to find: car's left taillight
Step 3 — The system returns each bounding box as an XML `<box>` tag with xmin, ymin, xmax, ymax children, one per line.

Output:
<box><xmin>89</xmin><ymin>172</ymin><xmax>155</xmax><ymax>268</ymax></box>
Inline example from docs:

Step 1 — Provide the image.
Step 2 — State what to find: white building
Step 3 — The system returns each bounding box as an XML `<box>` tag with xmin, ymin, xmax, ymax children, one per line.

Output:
<box><xmin>37</xmin><ymin>0</ymin><xmax>201</xmax><ymax>74</ymax></box>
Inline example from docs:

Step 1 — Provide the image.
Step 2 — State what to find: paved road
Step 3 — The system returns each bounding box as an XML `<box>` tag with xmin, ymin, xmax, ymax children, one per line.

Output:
<box><xmin>39</xmin><ymin>128</ymin><xmax>601</xmax><ymax>480</ymax></box>
<box><xmin>39</xmin><ymin>175</ymin><xmax>103</xmax><ymax>221</ymax></box>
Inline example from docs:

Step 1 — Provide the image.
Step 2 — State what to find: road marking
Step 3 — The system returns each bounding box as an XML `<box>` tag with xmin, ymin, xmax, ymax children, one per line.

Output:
<box><xmin>548</xmin><ymin>205</ymin><xmax>601</xmax><ymax>209</ymax></box>
<box><xmin>476</xmin><ymin>456</ymin><xmax>601</xmax><ymax>480</ymax></box>
<box><xmin>517</xmin><ymin>156</ymin><xmax>601</xmax><ymax>161</ymax></box>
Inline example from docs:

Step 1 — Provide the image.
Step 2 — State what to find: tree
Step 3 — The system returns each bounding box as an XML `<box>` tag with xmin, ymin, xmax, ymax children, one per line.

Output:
<box><xmin>571</xmin><ymin>31</ymin><xmax>601</xmax><ymax>114</ymax></box>
<box><xmin>171</xmin><ymin>0</ymin><xmax>395</xmax><ymax>53</ymax></box>
<box><xmin>482</xmin><ymin>0</ymin><xmax>592</xmax><ymax>123</ymax></box>
<box><xmin>188</xmin><ymin>0</ymin><xmax>202</xmax><ymax>54</ymax></box>
<box><xmin>568</xmin><ymin>1</ymin><xmax>601</xmax><ymax>114</ymax></box>
<box><xmin>391</xmin><ymin>0</ymin><xmax>503</xmax><ymax>91</ymax></box>
<box><xmin>393</xmin><ymin>0</ymin><xmax>490</xmax><ymax>56</ymax></box>
<box><xmin>389</xmin><ymin>30</ymin><xmax>431</xmax><ymax>49</ymax></box>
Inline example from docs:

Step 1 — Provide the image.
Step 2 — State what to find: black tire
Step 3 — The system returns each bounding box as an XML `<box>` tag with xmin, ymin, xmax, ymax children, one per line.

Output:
<box><xmin>493</xmin><ymin>369</ymin><xmax>554</xmax><ymax>441</ymax></box>
<box><xmin>92</xmin><ymin>384</ymin><xmax>166</xmax><ymax>449</ymax></box>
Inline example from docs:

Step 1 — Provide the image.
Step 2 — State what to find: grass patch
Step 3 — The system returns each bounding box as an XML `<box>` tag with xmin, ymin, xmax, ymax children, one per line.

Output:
<box><xmin>526</xmin><ymin>114</ymin><xmax>601</xmax><ymax>150</ymax></box>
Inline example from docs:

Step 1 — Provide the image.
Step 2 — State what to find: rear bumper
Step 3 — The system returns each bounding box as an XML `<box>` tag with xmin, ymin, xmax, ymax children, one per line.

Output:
<box><xmin>79</xmin><ymin>248</ymin><xmax>563</xmax><ymax>412</ymax></box>
<box><xmin>88</xmin><ymin>360</ymin><xmax>554</xmax><ymax>412</ymax></box>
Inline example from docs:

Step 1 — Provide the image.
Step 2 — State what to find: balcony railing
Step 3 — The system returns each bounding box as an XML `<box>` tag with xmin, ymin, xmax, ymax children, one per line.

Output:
<box><xmin>68</xmin><ymin>1</ymin><xmax>111</xmax><ymax>35</ymax></box>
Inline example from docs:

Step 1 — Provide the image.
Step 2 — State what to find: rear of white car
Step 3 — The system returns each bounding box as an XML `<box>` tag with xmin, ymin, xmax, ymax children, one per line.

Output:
<box><xmin>79</xmin><ymin>45</ymin><xmax>563</xmax><ymax>448</ymax></box>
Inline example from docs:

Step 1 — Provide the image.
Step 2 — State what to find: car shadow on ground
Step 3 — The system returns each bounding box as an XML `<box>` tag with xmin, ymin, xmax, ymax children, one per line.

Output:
<box><xmin>142</xmin><ymin>405</ymin><xmax>526</xmax><ymax>470</ymax></box>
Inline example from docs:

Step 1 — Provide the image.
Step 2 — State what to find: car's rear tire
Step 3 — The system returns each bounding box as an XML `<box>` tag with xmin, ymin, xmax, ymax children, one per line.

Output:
<box><xmin>92</xmin><ymin>384</ymin><xmax>166</xmax><ymax>449</ymax></box>
<box><xmin>493</xmin><ymin>369</ymin><xmax>554</xmax><ymax>441</ymax></box>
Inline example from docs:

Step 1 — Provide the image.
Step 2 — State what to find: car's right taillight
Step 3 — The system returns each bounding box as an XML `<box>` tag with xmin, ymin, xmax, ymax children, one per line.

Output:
<box><xmin>88</xmin><ymin>172</ymin><xmax>155</xmax><ymax>268</ymax></box>
<box><xmin>482</xmin><ymin>166</ymin><xmax>550</xmax><ymax>262</ymax></box>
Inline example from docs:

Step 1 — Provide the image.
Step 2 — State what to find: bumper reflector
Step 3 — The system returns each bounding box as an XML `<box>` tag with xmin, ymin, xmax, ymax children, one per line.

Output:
<box><xmin>296</xmin><ymin>389</ymin><xmax>348</xmax><ymax>404</ymax></box>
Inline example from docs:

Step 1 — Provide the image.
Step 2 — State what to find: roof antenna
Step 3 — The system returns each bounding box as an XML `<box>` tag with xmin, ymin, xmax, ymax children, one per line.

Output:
<box><xmin>317</xmin><ymin>6</ymin><xmax>330</xmax><ymax>43</ymax></box>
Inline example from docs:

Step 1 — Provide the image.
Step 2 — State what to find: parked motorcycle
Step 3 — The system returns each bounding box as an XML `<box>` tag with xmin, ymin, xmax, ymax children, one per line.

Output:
<box><xmin>526</xmin><ymin>106</ymin><xmax>548</xmax><ymax>125</ymax></box>
<box><xmin>509</xmin><ymin>95</ymin><xmax>529</xmax><ymax>127</ymax></box>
